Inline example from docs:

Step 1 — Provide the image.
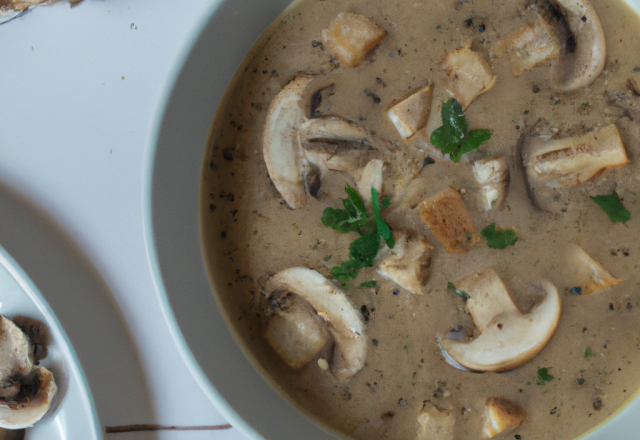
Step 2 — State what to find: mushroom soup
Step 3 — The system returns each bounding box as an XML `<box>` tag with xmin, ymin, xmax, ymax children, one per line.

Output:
<box><xmin>201</xmin><ymin>0</ymin><xmax>640</xmax><ymax>438</ymax></box>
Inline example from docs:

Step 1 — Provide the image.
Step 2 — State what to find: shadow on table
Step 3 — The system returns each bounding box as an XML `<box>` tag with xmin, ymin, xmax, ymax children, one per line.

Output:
<box><xmin>0</xmin><ymin>182</ymin><xmax>157</xmax><ymax>439</ymax></box>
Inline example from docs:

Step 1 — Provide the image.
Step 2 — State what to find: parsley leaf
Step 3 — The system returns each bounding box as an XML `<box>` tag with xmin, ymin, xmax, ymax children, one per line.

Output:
<box><xmin>371</xmin><ymin>187</ymin><xmax>395</xmax><ymax>248</ymax></box>
<box><xmin>481</xmin><ymin>223</ymin><xmax>518</xmax><ymax>249</ymax></box>
<box><xmin>325</xmin><ymin>185</ymin><xmax>394</xmax><ymax>281</ymax></box>
<box><xmin>536</xmin><ymin>367</ymin><xmax>554</xmax><ymax>385</ymax></box>
<box><xmin>447</xmin><ymin>281</ymin><xmax>470</xmax><ymax>300</ymax></box>
<box><xmin>360</xmin><ymin>280</ymin><xmax>378</xmax><ymax>288</ymax></box>
<box><xmin>585</xmin><ymin>347</ymin><xmax>595</xmax><ymax>358</ymax></box>
<box><xmin>590</xmin><ymin>191</ymin><xmax>630</xmax><ymax>223</ymax></box>
<box><xmin>430</xmin><ymin>98</ymin><xmax>492</xmax><ymax>163</ymax></box>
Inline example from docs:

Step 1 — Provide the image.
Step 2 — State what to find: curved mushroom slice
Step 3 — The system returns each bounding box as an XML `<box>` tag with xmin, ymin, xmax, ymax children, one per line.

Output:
<box><xmin>356</xmin><ymin>159</ymin><xmax>384</xmax><ymax>205</ymax></box>
<box><xmin>322</xmin><ymin>12</ymin><xmax>386</xmax><ymax>68</ymax></box>
<box><xmin>264</xmin><ymin>268</ymin><xmax>366</xmax><ymax>380</ymax></box>
<box><xmin>0</xmin><ymin>367</ymin><xmax>57</xmax><ymax>430</ymax></box>
<box><xmin>550</xmin><ymin>0</ymin><xmax>606</xmax><ymax>91</ymax></box>
<box><xmin>0</xmin><ymin>317</ymin><xmax>33</xmax><ymax>380</ymax></box>
<box><xmin>387</xmin><ymin>84</ymin><xmax>434</xmax><ymax>139</ymax></box>
<box><xmin>419</xmin><ymin>189</ymin><xmax>483</xmax><ymax>253</ymax></box>
<box><xmin>565</xmin><ymin>244</ymin><xmax>623</xmax><ymax>295</ymax></box>
<box><xmin>416</xmin><ymin>402</ymin><xmax>455</xmax><ymax>440</ymax></box>
<box><xmin>472</xmin><ymin>157</ymin><xmax>510</xmax><ymax>211</ymax></box>
<box><xmin>264</xmin><ymin>296</ymin><xmax>331</xmax><ymax>370</ymax></box>
<box><xmin>377</xmin><ymin>232</ymin><xmax>433</xmax><ymax>295</ymax></box>
<box><xmin>263</xmin><ymin>74</ymin><xmax>315</xmax><ymax>209</ymax></box>
<box><xmin>299</xmin><ymin>116</ymin><xmax>372</xmax><ymax>147</ymax></box>
<box><xmin>506</xmin><ymin>13</ymin><xmax>560</xmax><ymax>77</ymax></box>
<box><xmin>443</xmin><ymin>42</ymin><xmax>497</xmax><ymax>109</ymax></box>
<box><xmin>483</xmin><ymin>397</ymin><xmax>527</xmax><ymax>439</ymax></box>
<box><xmin>440</xmin><ymin>268</ymin><xmax>561</xmax><ymax>372</ymax></box>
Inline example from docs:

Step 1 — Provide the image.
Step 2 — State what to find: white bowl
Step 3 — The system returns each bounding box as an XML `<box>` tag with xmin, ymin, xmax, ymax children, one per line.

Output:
<box><xmin>145</xmin><ymin>1</ymin><xmax>640</xmax><ymax>439</ymax></box>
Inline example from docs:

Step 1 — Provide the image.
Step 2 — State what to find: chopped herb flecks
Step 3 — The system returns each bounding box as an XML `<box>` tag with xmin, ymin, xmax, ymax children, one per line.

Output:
<box><xmin>570</xmin><ymin>286</ymin><xmax>583</xmax><ymax>296</ymax></box>
<box><xmin>585</xmin><ymin>347</ymin><xmax>595</xmax><ymax>358</ymax></box>
<box><xmin>536</xmin><ymin>367</ymin><xmax>554</xmax><ymax>385</ymax></box>
<box><xmin>447</xmin><ymin>282</ymin><xmax>470</xmax><ymax>300</ymax></box>
<box><xmin>430</xmin><ymin>98</ymin><xmax>492</xmax><ymax>163</ymax></box>
<box><xmin>590</xmin><ymin>191</ymin><xmax>630</xmax><ymax>223</ymax></box>
<box><xmin>422</xmin><ymin>157</ymin><xmax>436</xmax><ymax>169</ymax></box>
<box><xmin>360</xmin><ymin>280</ymin><xmax>378</xmax><ymax>288</ymax></box>
<box><xmin>481</xmin><ymin>223</ymin><xmax>519</xmax><ymax>249</ymax></box>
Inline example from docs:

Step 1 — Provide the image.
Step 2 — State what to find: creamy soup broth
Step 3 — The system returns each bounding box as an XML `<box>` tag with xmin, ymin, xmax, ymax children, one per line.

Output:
<box><xmin>201</xmin><ymin>0</ymin><xmax>640</xmax><ymax>438</ymax></box>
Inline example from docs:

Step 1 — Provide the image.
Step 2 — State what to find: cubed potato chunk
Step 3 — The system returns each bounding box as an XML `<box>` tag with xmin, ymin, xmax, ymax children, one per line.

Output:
<box><xmin>566</xmin><ymin>244</ymin><xmax>623</xmax><ymax>295</ymax></box>
<box><xmin>443</xmin><ymin>43</ymin><xmax>497</xmax><ymax>108</ymax></box>
<box><xmin>357</xmin><ymin>159</ymin><xmax>384</xmax><ymax>205</ymax></box>
<box><xmin>484</xmin><ymin>397</ymin><xmax>526</xmax><ymax>438</ymax></box>
<box><xmin>265</xmin><ymin>298</ymin><xmax>330</xmax><ymax>370</ymax></box>
<box><xmin>419</xmin><ymin>189</ymin><xmax>482</xmax><ymax>253</ymax></box>
<box><xmin>322</xmin><ymin>12</ymin><xmax>386</xmax><ymax>68</ymax></box>
<box><xmin>507</xmin><ymin>15</ymin><xmax>560</xmax><ymax>76</ymax></box>
<box><xmin>377</xmin><ymin>233</ymin><xmax>433</xmax><ymax>294</ymax></box>
<box><xmin>415</xmin><ymin>402</ymin><xmax>455</xmax><ymax>440</ymax></box>
<box><xmin>387</xmin><ymin>84</ymin><xmax>434</xmax><ymax>139</ymax></box>
<box><xmin>472</xmin><ymin>156</ymin><xmax>510</xmax><ymax>211</ymax></box>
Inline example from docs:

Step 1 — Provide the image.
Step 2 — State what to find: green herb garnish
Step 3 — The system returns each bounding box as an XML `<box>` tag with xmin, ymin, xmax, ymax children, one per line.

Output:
<box><xmin>422</xmin><ymin>157</ymin><xmax>436</xmax><ymax>169</ymax></box>
<box><xmin>430</xmin><ymin>98</ymin><xmax>492</xmax><ymax>163</ymax></box>
<box><xmin>323</xmin><ymin>185</ymin><xmax>394</xmax><ymax>281</ymax></box>
<box><xmin>590</xmin><ymin>191</ymin><xmax>630</xmax><ymax>223</ymax></box>
<box><xmin>360</xmin><ymin>280</ymin><xmax>378</xmax><ymax>288</ymax></box>
<box><xmin>447</xmin><ymin>281</ymin><xmax>470</xmax><ymax>300</ymax></box>
<box><xmin>481</xmin><ymin>223</ymin><xmax>519</xmax><ymax>249</ymax></box>
<box><xmin>585</xmin><ymin>347</ymin><xmax>595</xmax><ymax>358</ymax></box>
<box><xmin>536</xmin><ymin>367</ymin><xmax>554</xmax><ymax>385</ymax></box>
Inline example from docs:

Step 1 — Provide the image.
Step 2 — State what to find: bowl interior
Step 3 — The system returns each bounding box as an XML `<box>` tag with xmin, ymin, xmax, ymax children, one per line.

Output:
<box><xmin>147</xmin><ymin>0</ymin><xmax>640</xmax><ymax>439</ymax></box>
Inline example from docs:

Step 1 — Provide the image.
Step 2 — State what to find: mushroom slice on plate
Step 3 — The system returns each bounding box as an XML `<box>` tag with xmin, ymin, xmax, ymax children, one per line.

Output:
<box><xmin>472</xmin><ymin>156</ymin><xmax>510</xmax><ymax>211</ymax></box>
<box><xmin>264</xmin><ymin>268</ymin><xmax>366</xmax><ymax>380</ymax></box>
<box><xmin>505</xmin><ymin>12</ymin><xmax>560</xmax><ymax>77</ymax></box>
<box><xmin>263</xmin><ymin>74</ymin><xmax>315</xmax><ymax>209</ymax></box>
<box><xmin>416</xmin><ymin>402</ymin><xmax>455</xmax><ymax>440</ymax></box>
<box><xmin>419</xmin><ymin>188</ymin><xmax>483</xmax><ymax>253</ymax></box>
<box><xmin>440</xmin><ymin>268</ymin><xmax>561</xmax><ymax>372</ymax></box>
<box><xmin>377</xmin><ymin>232</ymin><xmax>433</xmax><ymax>295</ymax></box>
<box><xmin>0</xmin><ymin>367</ymin><xmax>57</xmax><ymax>430</ymax></box>
<box><xmin>550</xmin><ymin>0</ymin><xmax>606</xmax><ymax>91</ymax></box>
<box><xmin>387</xmin><ymin>84</ymin><xmax>434</xmax><ymax>139</ymax></box>
<box><xmin>0</xmin><ymin>317</ymin><xmax>33</xmax><ymax>380</ymax></box>
<box><xmin>0</xmin><ymin>367</ymin><xmax>58</xmax><ymax>429</ymax></box>
<box><xmin>356</xmin><ymin>159</ymin><xmax>384</xmax><ymax>205</ymax></box>
<box><xmin>443</xmin><ymin>42</ymin><xmax>497</xmax><ymax>109</ymax></box>
<box><xmin>565</xmin><ymin>244</ymin><xmax>623</xmax><ymax>296</ymax></box>
<box><xmin>264</xmin><ymin>295</ymin><xmax>331</xmax><ymax>370</ymax></box>
<box><xmin>483</xmin><ymin>397</ymin><xmax>527</xmax><ymax>439</ymax></box>
<box><xmin>322</xmin><ymin>12</ymin><xmax>386</xmax><ymax>68</ymax></box>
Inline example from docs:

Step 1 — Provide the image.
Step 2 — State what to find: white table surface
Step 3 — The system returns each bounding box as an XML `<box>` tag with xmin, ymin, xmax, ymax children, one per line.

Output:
<box><xmin>0</xmin><ymin>1</ymin><xmax>248</xmax><ymax>438</ymax></box>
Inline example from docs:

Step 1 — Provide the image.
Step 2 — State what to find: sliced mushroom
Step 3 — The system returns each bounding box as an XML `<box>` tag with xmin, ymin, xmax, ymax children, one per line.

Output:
<box><xmin>0</xmin><ymin>317</ymin><xmax>33</xmax><ymax>381</ymax></box>
<box><xmin>387</xmin><ymin>84</ymin><xmax>434</xmax><ymax>139</ymax></box>
<box><xmin>522</xmin><ymin>123</ymin><xmax>629</xmax><ymax>210</ymax></box>
<box><xmin>264</xmin><ymin>295</ymin><xmax>331</xmax><ymax>370</ymax></box>
<box><xmin>415</xmin><ymin>402</ymin><xmax>455</xmax><ymax>440</ymax></box>
<box><xmin>0</xmin><ymin>367</ymin><xmax>57</xmax><ymax>430</ymax></box>
<box><xmin>419</xmin><ymin>189</ymin><xmax>483</xmax><ymax>253</ymax></box>
<box><xmin>550</xmin><ymin>0</ymin><xmax>606</xmax><ymax>91</ymax></box>
<box><xmin>443</xmin><ymin>42</ymin><xmax>497</xmax><ymax>109</ymax></box>
<box><xmin>483</xmin><ymin>397</ymin><xmax>527</xmax><ymax>439</ymax></box>
<box><xmin>263</xmin><ymin>74</ymin><xmax>315</xmax><ymax>208</ymax></box>
<box><xmin>472</xmin><ymin>157</ymin><xmax>510</xmax><ymax>211</ymax></box>
<box><xmin>264</xmin><ymin>268</ymin><xmax>366</xmax><ymax>380</ymax></box>
<box><xmin>564</xmin><ymin>244</ymin><xmax>623</xmax><ymax>295</ymax></box>
<box><xmin>322</xmin><ymin>12</ymin><xmax>386</xmax><ymax>68</ymax></box>
<box><xmin>505</xmin><ymin>12</ymin><xmax>561</xmax><ymax>77</ymax></box>
<box><xmin>356</xmin><ymin>159</ymin><xmax>384</xmax><ymax>205</ymax></box>
<box><xmin>377</xmin><ymin>232</ymin><xmax>433</xmax><ymax>295</ymax></box>
<box><xmin>299</xmin><ymin>116</ymin><xmax>372</xmax><ymax>147</ymax></box>
<box><xmin>440</xmin><ymin>268</ymin><xmax>561</xmax><ymax>372</ymax></box>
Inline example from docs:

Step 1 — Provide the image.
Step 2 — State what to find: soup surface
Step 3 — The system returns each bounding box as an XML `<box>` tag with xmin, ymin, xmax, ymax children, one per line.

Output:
<box><xmin>201</xmin><ymin>0</ymin><xmax>640</xmax><ymax>438</ymax></box>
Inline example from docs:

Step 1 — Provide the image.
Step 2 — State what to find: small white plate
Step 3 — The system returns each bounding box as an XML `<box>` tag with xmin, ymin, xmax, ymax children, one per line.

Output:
<box><xmin>0</xmin><ymin>245</ymin><xmax>101</xmax><ymax>440</ymax></box>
